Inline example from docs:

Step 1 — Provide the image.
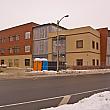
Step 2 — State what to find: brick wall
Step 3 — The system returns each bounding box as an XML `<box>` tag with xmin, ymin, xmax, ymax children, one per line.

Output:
<box><xmin>97</xmin><ymin>28</ymin><xmax>108</xmax><ymax>66</ymax></box>
<box><xmin>0</xmin><ymin>22</ymin><xmax>38</xmax><ymax>56</ymax></box>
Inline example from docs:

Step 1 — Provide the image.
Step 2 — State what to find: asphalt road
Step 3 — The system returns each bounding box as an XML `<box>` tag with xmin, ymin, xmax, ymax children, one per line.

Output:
<box><xmin>0</xmin><ymin>73</ymin><xmax>110</xmax><ymax>110</ymax></box>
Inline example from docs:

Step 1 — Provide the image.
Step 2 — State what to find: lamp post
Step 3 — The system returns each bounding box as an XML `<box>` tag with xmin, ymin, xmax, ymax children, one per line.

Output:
<box><xmin>56</xmin><ymin>15</ymin><xmax>69</xmax><ymax>72</ymax></box>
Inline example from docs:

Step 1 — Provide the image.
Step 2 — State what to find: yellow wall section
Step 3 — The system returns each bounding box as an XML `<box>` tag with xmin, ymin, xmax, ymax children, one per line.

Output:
<box><xmin>0</xmin><ymin>55</ymin><xmax>32</xmax><ymax>68</ymax></box>
<box><xmin>48</xmin><ymin>26</ymin><xmax>100</xmax><ymax>66</ymax></box>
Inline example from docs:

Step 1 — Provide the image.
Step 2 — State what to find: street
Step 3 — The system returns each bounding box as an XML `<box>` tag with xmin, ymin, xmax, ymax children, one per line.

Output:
<box><xmin>0</xmin><ymin>73</ymin><xmax>110</xmax><ymax>110</ymax></box>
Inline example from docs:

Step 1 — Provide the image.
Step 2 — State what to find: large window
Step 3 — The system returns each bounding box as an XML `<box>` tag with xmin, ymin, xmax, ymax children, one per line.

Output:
<box><xmin>76</xmin><ymin>40</ymin><xmax>83</xmax><ymax>48</ymax></box>
<box><xmin>25</xmin><ymin>59</ymin><xmax>30</xmax><ymax>66</ymax></box>
<box><xmin>76</xmin><ymin>59</ymin><xmax>83</xmax><ymax>66</ymax></box>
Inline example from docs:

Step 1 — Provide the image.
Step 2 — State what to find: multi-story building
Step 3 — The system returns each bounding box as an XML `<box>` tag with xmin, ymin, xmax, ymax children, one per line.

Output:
<box><xmin>48</xmin><ymin>26</ymin><xmax>100</xmax><ymax>67</ymax></box>
<box><xmin>1</xmin><ymin>21</ymin><xmax>109</xmax><ymax>69</ymax></box>
<box><xmin>33</xmin><ymin>23</ymin><xmax>66</xmax><ymax>59</ymax></box>
<box><xmin>0</xmin><ymin>22</ymin><xmax>38</xmax><ymax>68</ymax></box>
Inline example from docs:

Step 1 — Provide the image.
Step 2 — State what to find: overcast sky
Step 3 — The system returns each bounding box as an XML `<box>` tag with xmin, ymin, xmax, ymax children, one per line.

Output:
<box><xmin>0</xmin><ymin>0</ymin><xmax>110</xmax><ymax>30</ymax></box>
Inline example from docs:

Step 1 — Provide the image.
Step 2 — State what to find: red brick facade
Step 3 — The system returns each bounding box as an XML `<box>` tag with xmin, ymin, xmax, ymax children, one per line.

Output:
<box><xmin>0</xmin><ymin>22</ymin><xmax>38</xmax><ymax>56</ymax></box>
<box><xmin>97</xmin><ymin>28</ymin><xmax>108</xmax><ymax>66</ymax></box>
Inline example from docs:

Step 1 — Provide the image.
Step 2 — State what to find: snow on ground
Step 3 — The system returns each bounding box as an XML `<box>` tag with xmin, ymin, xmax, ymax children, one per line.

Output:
<box><xmin>41</xmin><ymin>91</ymin><xmax>110</xmax><ymax>110</ymax></box>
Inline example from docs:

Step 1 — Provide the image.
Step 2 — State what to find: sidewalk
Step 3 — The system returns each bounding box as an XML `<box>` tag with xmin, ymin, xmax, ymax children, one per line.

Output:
<box><xmin>0</xmin><ymin>68</ymin><xmax>110</xmax><ymax>79</ymax></box>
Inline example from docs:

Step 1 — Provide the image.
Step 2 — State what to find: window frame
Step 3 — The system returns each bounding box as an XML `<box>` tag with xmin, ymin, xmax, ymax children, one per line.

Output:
<box><xmin>25</xmin><ymin>59</ymin><xmax>30</xmax><ymax>66</ymax></box>
<box><xmin>96</xmin><ymin>59</ymin><xmax>99</xmax><ymax>66</ymax></box>
<box><xmin>92</xmin><ymin>41</ymin><xmax>95</xmax><ymax>49</ymax></box>
<box><xmin>25</xmin><ymin>32</ymin><xmax>31</xmax><ymax>39</ymax></box>
<box><xmin>92</xmin><ymin>59</ymin><xmax>95</xmax><ymax>66</ymax></box>
<box><xmin>76</xmin><ymin>59</ymin><xmax>83</xmax><ymax>66</ymax></box>
<box><xmin>1</xmin><ymin>59</ymin><xmax>4</xmax><ymax>65</ymax></box>
<box><xmin>76</xmin><ymin>40</ymin><xmax>83</xmax><ymax>48</ymax></box>
<box><xmin>25</xmin><ymin>45</ymin><xmax>31</xmax><ymax>53</ymax></box>
<box><xmin>96</xmin><ymin>42</ymin><xmax>99</xmax><ymax>50</ymax></box>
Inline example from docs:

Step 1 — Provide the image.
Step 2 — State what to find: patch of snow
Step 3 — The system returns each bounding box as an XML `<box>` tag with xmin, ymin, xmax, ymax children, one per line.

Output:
<box><xmin>41</xmin><ymin>91</ymin><xmax>110</xmax><ymax>110</ymax></box>
<box><xmin>30</xmin><ymin>70</ymin><xmax>57</xmax><ymax>74</ymax></box>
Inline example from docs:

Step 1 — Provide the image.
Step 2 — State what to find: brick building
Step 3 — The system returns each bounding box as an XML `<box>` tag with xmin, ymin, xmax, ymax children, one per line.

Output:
<box><xmin>0</xmin><ymin>22</ymin><xmax>38</xmax><ymax>68</ymax></box>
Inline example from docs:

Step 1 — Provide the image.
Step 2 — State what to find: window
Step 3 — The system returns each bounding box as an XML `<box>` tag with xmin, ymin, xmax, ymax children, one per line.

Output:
<box><xmin>9</xmin><ymin>36</ymin><xmax>14</xmax><ymax>42</ymax></box>
<box><xmin>0</xmin><ymin>38</ymin><xmax>5</xmax><ymax>43</ymax></box>
<box><xmin>9</xmin><ymin>35</ymin><xmax>19</xmax><ymax>41</ymax></box>
<box><xmin>15</xmin><ymin>35</ymin><xmax>19</xmax><ymax>41</ymax></box>
<box><xmin>1</xmin><ymin>60</ymin><xmax>4</xmax><ymax>65</ymax></box>
<box><xmin>13</xmin><ymin>46</ymin><xmax>20</xmax><ymax>54</ymax></box>
<box><xmin>9</xmin><ymin>48</ymin><xmax>13</xmax><ymax>54</ymax></box>
<box><xmin>97</xmin><ymin>59</ymin><xmax>99</xmax><ymax>66</ymax></box>
<box><xmin>96</xmin><ymin>42</ymin><xmax>99</xmax><ymax>50</ymax></box>
<box><xmin>39</xmin><ymin>41</ymin><xmax>44</xmax><ymax>54</ymax></box>
<box><xmin>92</xmin><ymin>41</ymin><xmax>95</xmax><ymax>49</ymax></box>
<box><xmin>25</xmin><ymin>45</ymin><xmax>30</xmax><ymax>52</ymax></box>
<box><xmin>8</xmin><ymin>59</ymin><xmax>13</xmax><ymax>67</ymax></box>
<box><xmin>0</xmin><ymin>48</ymin><xmax>5</xmax><ymax>54</ymax></box>
<box><xmin>14</xmin><ymin>59</ymin><xmax>19</xmax><ymax>67</ymax></box>
<box><xmin>76</xmin><ymin>40</ymin><xmax>83</xmax><ymax>48</ymax></box>
<box><xmin>25</xmin><ymin>59</ymin><xmax>30</xmax><ymax>66</ymax></box>
<box><xmin>92</xmin><ymin>59</ymin><xmax>95</xmax><ymax>66</ymax></box>
<box><xmin>9</xmin><ymin>46</ymin><xmax>20</xmax><ymax>54</ymax></box>
<box><xmin>25</xmin><ymin>32</ymin><xmax>31</xmax><ymax>39</ymax></box>
<box><xmin>76</xmin><ymin>59</ymin><xmax>83</xmax><ymax>66</ymax></box>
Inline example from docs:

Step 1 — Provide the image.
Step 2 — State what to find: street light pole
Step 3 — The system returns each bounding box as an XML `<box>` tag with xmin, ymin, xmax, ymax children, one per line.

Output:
<box><xmin>56</xmin><ymin>15</ymin><xmax>69</xmax><ymax>72</ymax></box>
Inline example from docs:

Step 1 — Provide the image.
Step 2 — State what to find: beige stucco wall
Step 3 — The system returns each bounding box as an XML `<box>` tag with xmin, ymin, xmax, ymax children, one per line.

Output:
<box><xmin>0</xmin><ymin>55</ymin><xmax>32</xmax><ymax>68</ymax></box>
<box><xmin>48</xmin><ymin>26</ymin><xmax>100</xmax><ymax>66</ymax></box>
<box><xmin>66</xmin><ymin>52</ymin><xmax>100</xmax><ymax>66</ymax></box>
<box><xmin>48</xmin><ymin>26</ymin><xmax>100</xmax><ymax>38</ymax></box>
<box><xmin>66</xmin><ymin>33</ymin><xmax>100</xmax><ymax>53</ymax></box>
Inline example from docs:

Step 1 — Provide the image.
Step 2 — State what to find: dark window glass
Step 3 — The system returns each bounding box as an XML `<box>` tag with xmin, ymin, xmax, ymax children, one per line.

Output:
<box><xmin>1</xmin><ymin>60</ymin><xmax>4</xmax><ymax>65</ymax></box>
<box><xmin>96</xmin><ymin>42</ymin><xmax>99</xmax><ymax>50</ymax></box>
<box><xmin>92</xmin><ymin>59</ymin><xmax>95</xmax><ymax>66</ymax></box>
<box><xmin>25</xmin><ymin>59</ymin><xmax>30</xmax><ymax>66</ymax></box>
<box><xmin>92</xmin><ymin>41</ymin><xmax>95</xmax><ymax>49</ymax></box>
<box><xmin>97</xmin><ymin>59</ymin><xmax>99</xmax><ymax>66</ymax></box>
<box><xmin>76</xmin><ymin>59</ymin><xmax>83</xmax><ymax>66</ymax></box>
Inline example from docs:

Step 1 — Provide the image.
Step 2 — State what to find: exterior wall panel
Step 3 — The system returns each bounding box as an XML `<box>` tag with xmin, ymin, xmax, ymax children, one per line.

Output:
<box><xmin>0</xmin><ymin>55</ymin><xmax>32</xmax><ymax>68</ymax></box>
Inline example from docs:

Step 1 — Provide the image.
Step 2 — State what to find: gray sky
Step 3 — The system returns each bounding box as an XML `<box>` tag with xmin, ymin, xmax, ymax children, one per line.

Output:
<box><xmin>0</xmin><ymin>0</ymin><xmax>110</xmax><ymax>30</ymax></box>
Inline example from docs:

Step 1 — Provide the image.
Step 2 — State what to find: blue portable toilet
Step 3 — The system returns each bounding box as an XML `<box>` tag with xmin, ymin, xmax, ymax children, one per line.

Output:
<box><xmin>42</xmin><ymin>58</ymin><xmax>48</xmax><ymax>71</ymax></box>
